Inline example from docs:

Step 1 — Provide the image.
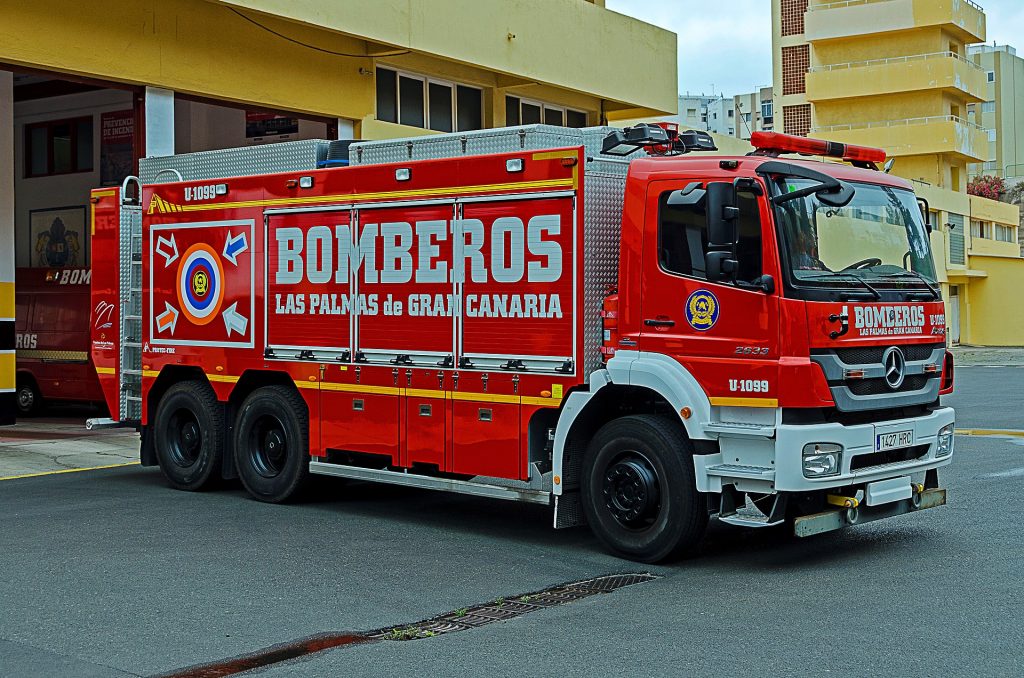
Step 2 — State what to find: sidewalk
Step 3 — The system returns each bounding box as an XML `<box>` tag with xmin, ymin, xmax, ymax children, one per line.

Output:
<box><xmin>950</xmin><ymin>345</ymin><xmax>1024</xmax><ymax>367</ymax></box>
<box><xmin>0</xmin><ymin>416</ymin><xmax>139</xmax><ymax>480</ymax></box>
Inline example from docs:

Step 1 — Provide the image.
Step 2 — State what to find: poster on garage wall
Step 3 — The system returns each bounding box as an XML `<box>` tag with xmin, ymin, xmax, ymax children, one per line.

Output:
<box><xmin>100</xmin><ymin>110</ymin><xmax>134</xmax><ymax>187</ymax></box>
<box><xmin>30</xmin><ymin>206</ymin><xmax>86</xmax><ymax>268</ymax></box>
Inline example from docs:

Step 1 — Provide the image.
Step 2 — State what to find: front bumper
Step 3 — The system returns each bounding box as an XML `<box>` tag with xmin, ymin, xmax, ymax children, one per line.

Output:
<box><xmin>695</xmin><ymin>406</ymin><xmax>955</xmax><ymax>494</ymax></box>
<box><xmin>794</xmin><ymin>487</ymin><xmax>946</xmax><ymax>537</ymax></box>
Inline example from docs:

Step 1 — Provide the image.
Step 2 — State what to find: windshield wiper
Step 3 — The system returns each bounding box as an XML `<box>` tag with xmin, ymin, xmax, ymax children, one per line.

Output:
<box><xmin>799</xmin><ymin>272</ymin><xmax>882</xmax><ymax>300</ymax></box>
<box><xmin>874</xmin><ymin>270</ymin><xmax>941</xmax><ymax>300</ymax></box>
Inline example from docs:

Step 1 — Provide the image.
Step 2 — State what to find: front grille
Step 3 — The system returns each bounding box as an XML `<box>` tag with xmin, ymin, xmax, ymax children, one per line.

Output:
<box><xmin>833</xmin><ymin>343</ymin><xmax>942</xmax><ymax>365</ymax></box>
<box><xmin>850</xmin><ymin>444</ymin><xmax>929</xmax><ymax>471</ymax></box>
<box><xmin>847</xmin><ymin>375</ymin><xmax>931</xmax><ymax>396</ymax></box>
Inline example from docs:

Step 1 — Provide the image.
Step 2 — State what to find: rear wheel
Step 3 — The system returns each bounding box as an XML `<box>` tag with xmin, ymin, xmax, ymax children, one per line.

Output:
<box><xmin>153</xmin><ymin>381</ymin><xmax>224</xmax><ymax>490</ymax></box>
<box><xmin>581</xmin><ymin>415</ymin><xmax>707</xmax><ymax>563</ymax></box>
<box><xmin>233</xmin><ymin>385</ymin><xmax>311</xmax><ymax>503</ymax></box>
<box><xmin>15</xmin><ymin>377</ymin><xmax>42</xmax><ymax>417</ymax></box>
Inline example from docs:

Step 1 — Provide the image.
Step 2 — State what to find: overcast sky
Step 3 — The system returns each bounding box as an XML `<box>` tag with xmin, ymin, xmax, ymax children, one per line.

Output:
<box><xmin>605</xmin><ymin>0</ymin><xmax>1024</xmax><ymax>97</ymax></box>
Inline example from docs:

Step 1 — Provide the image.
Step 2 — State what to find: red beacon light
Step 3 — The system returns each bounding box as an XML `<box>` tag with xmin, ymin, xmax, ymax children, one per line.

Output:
<box><xmin>750</xmin><ymin>131</ymin><xmax>886</xmax><ymax>168</ymax></box>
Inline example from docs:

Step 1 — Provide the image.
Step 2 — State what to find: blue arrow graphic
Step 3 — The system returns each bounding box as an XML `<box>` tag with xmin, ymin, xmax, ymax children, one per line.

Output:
<box><xmin>223</xmin><ymin>231</ymin><xmax>248</xmax><ymax>266</ymax></box>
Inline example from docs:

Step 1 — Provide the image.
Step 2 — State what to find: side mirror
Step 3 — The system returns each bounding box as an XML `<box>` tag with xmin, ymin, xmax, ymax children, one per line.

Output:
<box><xmin>706</xmin><ymin>181</ymin><xmax>738</xmax><ymax>247</ymax></box>
<box><xmin>705</xmin><ymin>250</ymin><xmax>738</xmax><ymax>283</ymax></box>
<box><xmin>667</xmin><ymin>182</ymin><xmax>706</xmax><ymax>208</ymax></box>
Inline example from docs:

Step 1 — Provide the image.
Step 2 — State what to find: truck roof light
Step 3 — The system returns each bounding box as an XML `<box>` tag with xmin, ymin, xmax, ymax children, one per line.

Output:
<box><xmin>601</xmin><ymin>123</ymin><xmax>717</xmax><ymax>157</ymax></box>
<box><xmin>750</xmin><ymin>131</ymin><xmax>886</xmax><ymax>167</ymax></box>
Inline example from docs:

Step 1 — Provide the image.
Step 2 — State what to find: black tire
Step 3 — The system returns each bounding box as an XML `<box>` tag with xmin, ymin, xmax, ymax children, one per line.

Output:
<box><xmin>233</xmin><ymin>385</ymin><xmax>311</xmax><ymax>503</ymax></box>
<box><xmin>153</xmin><ymin>381</ymin><xmax>224</xmax><ymax>491</ymax></box>
<box><xmin>15</xmin><ymin>377</ymin><xmax>42</xmax><ymax>417</ymax></box>
<box><xmin>581</xmin><ymin>414</ymin><xmax>708</xmax><ymax>563</ymax></box>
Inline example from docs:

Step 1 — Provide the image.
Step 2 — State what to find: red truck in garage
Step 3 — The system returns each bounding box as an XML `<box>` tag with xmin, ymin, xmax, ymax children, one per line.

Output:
<box><xmin>15</xmin><ymin>267</ymin><xmax>106</xmax><ymax>415</ymax></box>
<box><xmin>89</xmin><ymin>125</ymin><xmax>955</xmax><ymax>562</ymax></box>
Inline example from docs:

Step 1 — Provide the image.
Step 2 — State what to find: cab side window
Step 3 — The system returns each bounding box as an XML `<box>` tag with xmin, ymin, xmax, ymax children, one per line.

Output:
<box><xmin>658</xmin><ymin>188</ymin><xmax>763</xmax><ymax>283</ymax></box>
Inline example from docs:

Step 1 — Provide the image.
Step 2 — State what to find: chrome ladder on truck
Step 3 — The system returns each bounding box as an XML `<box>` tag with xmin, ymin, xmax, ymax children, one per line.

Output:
<box><xmin>86</xmin><ymin>177</ymin><xmax>144</xmax><ymax>430</ymax></box>
<box><xmin>119</xmin><ymin>179</ymin><xmax>144</xmax><ymax>423</ymax></box>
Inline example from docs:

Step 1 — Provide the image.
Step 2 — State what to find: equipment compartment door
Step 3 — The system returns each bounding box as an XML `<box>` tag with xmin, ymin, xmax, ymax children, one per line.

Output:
<box><xmin>402</xmin><ymin>369</ymin><xmax>447</xmax><ymax>470</ymax></box>
<box><xmin>639</xmin><ymin>179</ymin><xmax>780</xmax><ymax>406</ymax></box>
<box><xmin>320</xmin><ymin>376</ymin><xmax>401</xmax><ymax>465</ymax></box>
<box><xmin>450</xmin><ymin>397</ymin><xmax>520</xmax><ymax>479</ymax></box>
<box><xmin>458</xmin><ymin>194</ymin><xmax>576</xmax><ymax>373</ymax></box>
<box><xmin>266</xmin><ymin>209</ymin><xmax>352</xmax><ymax>358</ymax></box>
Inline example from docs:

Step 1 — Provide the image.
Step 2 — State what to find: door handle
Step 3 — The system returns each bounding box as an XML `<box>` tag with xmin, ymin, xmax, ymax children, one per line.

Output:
<box><xmin>644</xmin><ymin>318</ymin><xmax>675</xmax><ymax>327</ymax></box>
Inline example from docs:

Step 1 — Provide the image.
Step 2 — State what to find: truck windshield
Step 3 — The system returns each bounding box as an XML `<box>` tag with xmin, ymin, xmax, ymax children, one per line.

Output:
<box><xmin>772</xmin><ymin>178</ymin><xmax>936</xmax><ymax>292</ymax></box>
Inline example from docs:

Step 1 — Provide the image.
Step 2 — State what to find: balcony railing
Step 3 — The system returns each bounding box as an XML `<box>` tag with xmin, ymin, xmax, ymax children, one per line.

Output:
<box><xmin>808</xmin><ymin>51</ymin><xmax>983</xmax><ymax>72</ymax></box>
<box><xmin>814</xmin><ymin>114</ymin><xmax>987</xmax><ymax>133</ymax></box>
<box><xmin>808</xmin><ymin>0</ymin><xmax>982</xmax><ymax>11</ymax></box>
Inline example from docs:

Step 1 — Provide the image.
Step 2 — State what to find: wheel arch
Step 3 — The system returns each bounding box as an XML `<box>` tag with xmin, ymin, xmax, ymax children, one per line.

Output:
<box><xmin>552</xmin><ymin>352</ymin><xmax>713</xmax><ymax>496</ymax></box>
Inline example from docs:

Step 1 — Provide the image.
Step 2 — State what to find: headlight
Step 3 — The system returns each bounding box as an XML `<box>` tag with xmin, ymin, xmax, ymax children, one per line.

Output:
<box><xmin>802</xmin><ymin>443</ymin><xmax>843</xmax><ymax>478</ymax></box>
<box><xmin>936</xmin><ymin>423</ymin><xmax>955</xmax><ymax>458</ymax></box>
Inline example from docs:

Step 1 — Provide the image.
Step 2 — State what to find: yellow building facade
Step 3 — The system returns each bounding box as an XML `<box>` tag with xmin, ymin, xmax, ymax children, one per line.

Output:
<box><xmin>771</xmin><ymin>0</ymin><xmax>1024</xmax><ymax>346</ymax></box>
<box><xmin>0</xmin><ymin>0</ymin><xmax>677</xmax><ymax>420</ymax></box>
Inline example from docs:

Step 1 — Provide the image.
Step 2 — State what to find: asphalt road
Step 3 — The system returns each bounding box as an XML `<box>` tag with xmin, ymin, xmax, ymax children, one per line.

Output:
<box><xmin>0</xmin><ymin>366</ymin><xmax>1021</xmax><ymax>677</ymax></box>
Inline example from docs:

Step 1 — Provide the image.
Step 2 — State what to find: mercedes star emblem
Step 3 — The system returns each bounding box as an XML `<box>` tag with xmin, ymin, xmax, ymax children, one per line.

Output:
<box><xmin>882</xmin><ymin>346</ymin><xmax>907</xmax><ymax>390</ymax></box>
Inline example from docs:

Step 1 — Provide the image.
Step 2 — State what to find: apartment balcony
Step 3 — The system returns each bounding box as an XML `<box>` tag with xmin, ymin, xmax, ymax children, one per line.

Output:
<box><xmin>806</xmin><ymin>0</ymin><xmax>985</xmax><ymax>44</ymax></box>
<box><xmin>806</xmin><ymin>52</ymin><xmax>987</xmax><ymax>103</ymax></box>
<box><xmin>813</xmin><ymin>115</ymin><xmax>990</xmax><ymax>162</ymax></box>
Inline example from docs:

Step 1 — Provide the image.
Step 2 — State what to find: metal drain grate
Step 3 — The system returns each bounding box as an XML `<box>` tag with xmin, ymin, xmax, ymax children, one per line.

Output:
<box><xmin>370</xmin><ymin>572</ymin><xmax>659</xmax><ymax>641</ymax></box>
<box><xmin>161</xmin><ymin>572</ymin><xmax>660</xmax><ymax>676</ymax></box>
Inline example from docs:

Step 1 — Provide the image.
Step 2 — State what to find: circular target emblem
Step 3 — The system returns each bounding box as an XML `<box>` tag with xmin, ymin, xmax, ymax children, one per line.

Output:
<box><xmin>176</xmin><ymin>243</ymin><xmax>225</xmax><ymax>326</ymax></box>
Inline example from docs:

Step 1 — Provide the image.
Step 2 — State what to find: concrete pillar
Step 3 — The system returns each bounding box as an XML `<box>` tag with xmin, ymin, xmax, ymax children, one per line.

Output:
<box><xmin>336</xmin><ymin>118</ymin><xmax>354</xmax><ymax>139</ymax></box>
<box><xmin>144</xmin><ymin>87</ymin><xmax>175</xmax><ymax>157</ymax></box>
<box><xmin>1</xmin><ymin>71</ymin><xmax>14</xmax><ymax>424</ymax></box>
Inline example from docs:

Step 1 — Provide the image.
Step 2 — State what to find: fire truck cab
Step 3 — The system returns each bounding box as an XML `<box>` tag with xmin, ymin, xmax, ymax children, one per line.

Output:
<box><xmin>90</xmin><ymin>125</ymin><xmax>954</xmax><ymax>562</ymax></box>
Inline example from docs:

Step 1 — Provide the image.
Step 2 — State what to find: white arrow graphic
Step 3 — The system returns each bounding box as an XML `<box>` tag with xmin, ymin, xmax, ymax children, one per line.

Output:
<box><xmin>156</xmin><ymin>302</ymin><xmax>179</xmax><ymax>334</ymax></box>
<box><xmin>223</xmin><ymin>230</ymin><xmax>249</xmax><ymax>266</ymax></box>
<box><xmin>156</xmin><ymin>234</ymin><xmax>179</xmax><ymax>266</ymax></box>
<box><xmin>222</xmin><ymin>302</ymin><xmax>248</xmax><ymax>337</ymax></box>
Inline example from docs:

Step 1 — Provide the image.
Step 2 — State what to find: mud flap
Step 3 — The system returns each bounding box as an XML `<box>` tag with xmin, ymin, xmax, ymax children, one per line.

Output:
<box><xmin>554</xmin><ymin>491</ymin><xmax>586</xmax><ymax>528</ymax></box>
<box><xmin>793</xmin><ymin>488</ymin><xmax>946</xmax><ymax>538</ymax></box>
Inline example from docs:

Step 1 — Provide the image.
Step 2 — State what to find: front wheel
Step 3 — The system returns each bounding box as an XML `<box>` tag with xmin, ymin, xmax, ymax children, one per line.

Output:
<box><xmin>16</xmin><ymin>377</ymin><xmax>42</xmax><ymax>417</ymax></box>
<box><xmin>581</xmin><ymin>415</ymin><xmax>708</xmax><ymax>563</ymax></box>
<box><xmin>233</xmin><ymin>385</ymin><xmax>311</xmax><ymax>503</ymax></box>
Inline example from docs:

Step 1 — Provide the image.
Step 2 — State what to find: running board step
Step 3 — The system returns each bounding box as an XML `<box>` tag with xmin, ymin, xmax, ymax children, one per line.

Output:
<box><xmin>718</xmin><ymin>510</ymin><xmax>785</xmax><ymax>528</ymax></box>
<box><xmin>703</xmin><ymin>422</ymin><xmax>775</xmax><ymax>437</ymax></box>
<box><xmin>309</xmin><ymin>462</ymin><xmax>552</xmax><ymax>505</ymax></box>
<box><xmin>705</xmin><ymin>463</ymin><xmax>775</xmax><ymax>480</ymax></box>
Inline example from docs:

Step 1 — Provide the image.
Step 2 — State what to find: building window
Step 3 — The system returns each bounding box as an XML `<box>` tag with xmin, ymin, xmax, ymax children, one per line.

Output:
<box><xmin>376</xmin><ymin>67</ymin><xmax>483</xmax><ymax>132</ymax></box>
<box><xmin>761</xmin><ymin>100</ymin><xmax>773</xmax><ymax>121</ymax></box>
<box><xmin>505</xmin><ymin>96</ymin><xmax>587</xmax><ymax>128</ymax></box>
<box><xmin>783</xmin><ymin>104</ymin><xmax>812</xmax><ymax>137</ymax></box>
<box><xmin>981</xmin><ymin>101</ymin><xmax>996</xmax><ymax>113</ymax></box>
<box><xmin>987</xmin><ymin>71</ymin><xmax>995</xmax><ymax>83</ymax></box>
<box><xmin>970</xmin><ymin>220</ymin><xmax>992</xmax><ymax>239</ymax></box>
<box><xmin>988</xmin><ymin>129</ymin><xmax>997</xmax><ymax>142</ymax></box>
<box><xmin>25</xmin><ymin>116</ymin><xmax>93</xmax><ymax>178</ymax></box>
<box><xmin>780</xmin><ymin>0</ymin><xmax>809</xmax><ymax>37</ymax></box>
<box><xmin>782</xmin><ymin>44</ymin><xmax>810</xmax><ymax>95</ymax></box>
<box><xmin>995</xmin><ymin>224</ymin><xmax>1015</xmax><ymax>242</ymax></box>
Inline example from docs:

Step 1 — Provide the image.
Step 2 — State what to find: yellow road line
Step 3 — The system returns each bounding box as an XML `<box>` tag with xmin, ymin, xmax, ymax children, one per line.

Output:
<box><xmin>956</xmin><ymin>428</ymin><xmax>1024</xmax><ymax>438</ymax></box>
<box><xmin>0</xmin><ymin>461</ymin><xmax>141</xmax><ymax>482</ymax></box>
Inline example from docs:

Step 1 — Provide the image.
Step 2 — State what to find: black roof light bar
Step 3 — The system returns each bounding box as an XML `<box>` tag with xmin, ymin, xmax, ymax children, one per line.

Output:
<box><xmin>601</xmin><ymin>123</ymin><xmax>718</xmax><ymax>157</ymax></box>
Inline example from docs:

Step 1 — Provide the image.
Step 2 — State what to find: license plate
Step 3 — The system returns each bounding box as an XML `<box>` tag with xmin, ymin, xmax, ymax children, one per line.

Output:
<box><xmin>875</xmin><ymin>429</ymin><xmax>914</xmax><ymax>452</ymax></box>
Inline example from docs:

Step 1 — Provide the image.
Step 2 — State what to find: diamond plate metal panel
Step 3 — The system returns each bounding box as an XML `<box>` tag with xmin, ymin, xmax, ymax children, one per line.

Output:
<box><xmin>350</xmin><ymin>125</ymin><xmax>635</xmax><ymax>166</ymax></box>
<box><xmin>139</xmin><ymin>140</ymin><xmax>331</xmax><ymax>183</ymax></box>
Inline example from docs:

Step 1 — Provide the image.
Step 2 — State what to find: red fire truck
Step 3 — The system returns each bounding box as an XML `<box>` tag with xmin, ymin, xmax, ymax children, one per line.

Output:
<box><xmin>15</xmin><ymin>267</ymin><xmax>105</xmax><ymax>415</ymax></box>
<box><xmin>89</xmin><ymin>125</ymin><xmax>954</xmax><ymax>562</ymax></box>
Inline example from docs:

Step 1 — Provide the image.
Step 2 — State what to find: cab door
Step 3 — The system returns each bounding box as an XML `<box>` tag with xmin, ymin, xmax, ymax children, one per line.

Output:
<box><xmin>638</xmin><ymin>179</ymin><xmax>780</xmax><ymax>407</ymax></box>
